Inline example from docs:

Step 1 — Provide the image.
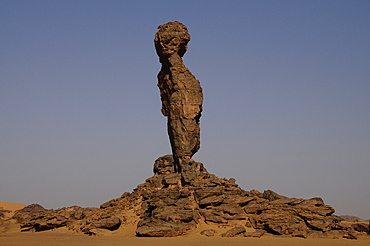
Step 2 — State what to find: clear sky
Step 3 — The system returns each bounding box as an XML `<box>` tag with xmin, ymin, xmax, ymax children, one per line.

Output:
<box><xmin>1</xmin><ymin>1</ymin><xmax>369</xmax><ymax>219</ymax></box>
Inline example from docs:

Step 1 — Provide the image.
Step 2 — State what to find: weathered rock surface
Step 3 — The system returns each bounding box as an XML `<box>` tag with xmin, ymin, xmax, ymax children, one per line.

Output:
<box><xmin>200</xmin><ymin>229</ymin><xmax>216</xmax><ymax>237</ymax></box>
<box><xmin>221</xmin><ymin>226</ymin><xmax>246</xmax><ymax>237</ymax></box>
<box><xmin>339</xmin><ymin>215</ymin><xmax>366</xmax><ymax>222</ymax></box>
<box><xmin>155</xmin><ymin>21</ymin><xmax>203</xmax><ymax>173</ymax></box>
<box><xmin>0</xmin><ymin>208</ymin><xmax>11</xmax><ymax>219</ymax></box>
<box><xmin>13</xmin><ymin>204</ymin><xmax>123</xmax><ymax>234</ymax></box>
<box><xmin>10</xmin><ymin>22</ymin><xmax>369</xmax><ymax>240</ymax></box>
<box><xmin>243</xmin><ymin>231</ymin><xmax>265</xmax><ymax>238</ymax></box>
<box><xmin>14</xmin><ymin>205</ymin><xmax>82</xmax><ymax>231</ymax></box>
<box><xmin>12</xmin><ymin>155</ymin><xmax>370</xmax><ymax>239</ymax></box>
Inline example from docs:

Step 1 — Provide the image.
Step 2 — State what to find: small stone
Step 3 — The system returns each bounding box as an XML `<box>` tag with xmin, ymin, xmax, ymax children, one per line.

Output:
<box><xmin>221</xmin><ymin>226</ymin><xmax>246</xmax><ymax>237</ymax></box>
<box><xmin>88</xmin><ymin>228</ymin><xmax>112</xmax><ymax>236</ymax></box>
<box><xmin>243</xmin><ymin>231</ymin><xmax>264</xmax><ymax>238</ymax></box>
<box><xmin>343</xmin><ymin>232</ymin><xmax>358</xmax><ymax>240</ymax></box>
<box><xmin>200</xmin><ymin>229</ymin><xmax>216</xmax><ymax>237</ymax></box>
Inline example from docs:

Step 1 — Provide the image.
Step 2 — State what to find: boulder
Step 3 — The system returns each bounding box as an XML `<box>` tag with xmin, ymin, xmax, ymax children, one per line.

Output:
<box><xmin>249</xmin><ymin>211</ymin><xmax>308</xmax><ymax>236</ymax></box>
<box><xmin>14</xmin><ymin>206</ymin><xmax>84</xmax><ymax>231</ymax></box>
<box><xmin>88</xmin><ymin>228</ymin><xmax>112</xmax><ymax>236</ymax></box>
<box><xmin>136</xmin><ymin>220</ymin><xmax>195</xmax><ymax>237</ymax></box>
<box><xmin>351</xmin><ymin>222</ymin><xmax>369</xmax><ymax>233</ymax></box>
<box><xmin>91</xmin><ymin>217</ymin><xmax>121</xmax><ymax>230</ymax></box>
<box><xmin>243</xmin><ymin>231</ymin><xmax>265</xmax><ymax>238</ymax></box>
<box><xmin>343</xmin><ymin>232</ymin><xmax>358</xmax><ymax>240</ymax></box>
<box><xmin>221</xmin><ymin>226</ymin><xmax>246</xmax><ymax>237</ymax></box>
<box><xmin>262</xmin><ymin>190</ymin><xmax>287</xmax><ymax>201</ymax></box>
<box><xmin>200</xmin><ymin>229</ymin><xmax>216</xmax><ymax>236</ymax></box>
<box><xmin>12</xmin><ymin>204</ymin><xmax>46</xmax><ymax>223</ymax></box>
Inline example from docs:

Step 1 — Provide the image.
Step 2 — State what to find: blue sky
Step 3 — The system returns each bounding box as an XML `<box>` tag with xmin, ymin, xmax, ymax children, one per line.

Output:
<box><xmin>1</xmin><ymin>1</ymin><xmax>369</xmax><ymax>219</ymax></box>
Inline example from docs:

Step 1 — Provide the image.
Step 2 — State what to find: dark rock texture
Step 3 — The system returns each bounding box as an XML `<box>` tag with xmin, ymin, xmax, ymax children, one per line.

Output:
<box><xmin>12</xmin><ymin>155</ymin><xmax>369</xmax><ymax>239</ymax></box>
<box><xmin>0</xmin><ymin>208</ymin><xmax>11</xmax><ymax>219</ymax></box>
<box><xmin>221</xmin><ymin>226</ymin><xmax>246</xmax><ymax>237</ymax></box>
<box><xmin>200</xmin><ymin>229</ymin><xmax>216</xmax><ymax>237</ymax></box>
<box><xmin>339</xmin><ymin>215</ymin><xmax>366</xmax><ymax>222</ymax></box>
<box><xmin>13</xmin><ymin>204</ymin><xmax>122</xmax><ymax>234</ymax></box>
<box><xmin>155</xmin><ymin>21</ymin><xmax>203</xmax><ymax>173</ymax></box>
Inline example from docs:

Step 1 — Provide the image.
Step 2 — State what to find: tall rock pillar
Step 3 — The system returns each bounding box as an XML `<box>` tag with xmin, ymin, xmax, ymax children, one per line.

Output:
<box><xmin>155</xmin><ymin>21</ymin><xmax>203</xmax><ymax>173</ymax></box>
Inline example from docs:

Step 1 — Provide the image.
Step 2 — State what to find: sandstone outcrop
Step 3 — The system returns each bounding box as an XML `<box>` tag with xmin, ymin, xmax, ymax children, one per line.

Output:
<box><xmin>13</xmin><ymin>204</ymin><xmax>122</xmax><ymax>234</ymax></box>
<box><xmin>10</xmin><ymin>21</ymin><xmax>370</xmax><ymax>240</ymax></box>
<box><xmin>340</xmin><ymin>215</ymin><xmax>367</xmax><ymax>222</ymax></box>
<box><xmin>221</xmin><ymin>226</ymin><xmax>246</xmax><ymax>237</ymax></box>
<box><xmin>0</xmin><ymin>208</ymin><xmax>11</xmax><ymax>219</ymax></box>
<box><xmin>155</xmin><ymin>21</ymin><xmax>203</xmax><ymax>173</ymax></box>
<box><xmin>200</xmin><ymin>229</ymin><xmax>216</xmax><ymax>237</ymax></box>
<box><xmin>12</xmin><ymin>155</ymin><xmax>370</xmax><ymax>238</ymax></box>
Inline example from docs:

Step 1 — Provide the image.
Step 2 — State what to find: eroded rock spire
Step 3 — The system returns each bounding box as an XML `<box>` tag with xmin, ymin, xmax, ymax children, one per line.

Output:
<box><xmin>155</xmin><ymin>21</ymin><xmax>203</xmax><ymax>173</ymax></box>
<box><xmin>9</xmin><ymin>22</ymin><xmax>363</xmax><ymax>240</ymax></box>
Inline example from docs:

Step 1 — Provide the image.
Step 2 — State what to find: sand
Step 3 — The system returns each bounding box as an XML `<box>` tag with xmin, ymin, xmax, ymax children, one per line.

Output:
<box><xmin>1</xmin><ymin>201</ymin><xmax>369</xmax><ymax>246</ymax></box>
<box><xmin>1</xmin><ymin>229</ymin><xmax>370</xmax><ymax>246</ymax></box>
<box><xmin>0</xmin><ymin>201</ymin><xmax>26</xmax><ymax>218</ymax></box>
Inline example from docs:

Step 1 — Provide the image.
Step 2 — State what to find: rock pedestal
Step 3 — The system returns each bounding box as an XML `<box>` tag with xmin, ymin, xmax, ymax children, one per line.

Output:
<box><xmin>13</xmin><ymin>155</ymin><xmax>369</xmax><ymax>238</ymax></box>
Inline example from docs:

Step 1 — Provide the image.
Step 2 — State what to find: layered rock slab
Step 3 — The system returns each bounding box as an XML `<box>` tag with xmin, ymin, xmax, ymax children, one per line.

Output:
<box><xmin>12</xmin><ymin>155</ymin><xmax>369</xmax><ymax>238</ymax></box>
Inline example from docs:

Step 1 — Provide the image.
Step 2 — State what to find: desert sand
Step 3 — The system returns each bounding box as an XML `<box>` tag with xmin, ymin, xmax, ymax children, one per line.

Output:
<box><xmin>1</xmin><ymin>227</ymin><xmax>370</xmax><ymax>246</ymax></box>
<box><xmin>0</xmin><ymin>201</ymin><xmax>26</xmax><ymax>218</ymax></box>
<box><xmin>1</xmin><ymin>201</ymin><xmax>369</xmax><ymax>246</ymax></box>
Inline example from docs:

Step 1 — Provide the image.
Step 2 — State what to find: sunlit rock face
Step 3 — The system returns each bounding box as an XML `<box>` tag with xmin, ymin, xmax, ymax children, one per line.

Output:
<box><xmin>155</xmin><ymin>21</ymin><xmax>203</xmax><ymax>174</ymax></box>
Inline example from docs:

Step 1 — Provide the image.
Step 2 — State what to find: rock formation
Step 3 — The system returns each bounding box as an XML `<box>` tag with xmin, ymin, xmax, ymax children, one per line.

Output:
<box><xmin>155</xmin><ymin>21</ymin><xmax>203</xmax><ymax>173</ymax></box>
<box><xmin>10</xmin><ymin>21</ymin><xmax>370</xmax><ymax>240</ymax></box>
<box><xmin>12</xmin><ymin>155</ymin><xmax>370</xmax><ymax>238</ymax></box>
<box><xmin>0</xmin><ymin>208</ymin><xmax>11</xmax><ymax>219</ymax></box>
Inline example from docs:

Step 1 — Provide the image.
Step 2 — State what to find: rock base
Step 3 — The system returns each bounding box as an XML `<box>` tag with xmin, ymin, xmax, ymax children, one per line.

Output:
<box><xmin>12</xmin><ymin>155</ymin><xmax>370</xmax><ymax>239</ymax></box>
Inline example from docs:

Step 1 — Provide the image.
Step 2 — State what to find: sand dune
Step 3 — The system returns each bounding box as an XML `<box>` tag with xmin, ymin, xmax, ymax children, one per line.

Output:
<box><xmin>0</xmin><ymin>201</ymin><xmax>26</xmax><ymax>218</ymax></box>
